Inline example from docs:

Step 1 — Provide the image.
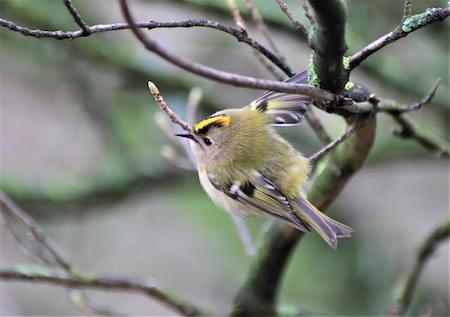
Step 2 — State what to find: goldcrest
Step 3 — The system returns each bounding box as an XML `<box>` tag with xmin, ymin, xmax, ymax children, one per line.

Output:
<box><xmin>177</xmin><ymin>71</ymin><xmax>352</xmax><ymax>248</ymax></box>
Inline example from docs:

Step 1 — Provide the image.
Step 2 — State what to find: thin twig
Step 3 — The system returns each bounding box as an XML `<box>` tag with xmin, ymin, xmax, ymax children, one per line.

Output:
<box><xmin>186</xmin><ymin>87</ymin><xmax>203</xmax><ymax>126</ymax></box>
<box><xmin>391</xmin><ymin>219</ymin><xmax>450</xmax><ymax>315</ymax></box>
<box><xmin>147</xmin><ymin>81</ymin><xmax>191</xmax><ymax>132</ymax></box>
<box><xmin>244</xmin><ymin>0</ymin><xmax>283</xmax><ymax>57</ymax></box>
<box><xmin>62</xmin><ymin>0</ymin><xmax>91</xmax><ymax>35</ymax></box>
<box><xmin>343</xmin><ymin>79</ymin><xmax>441</xmax><ymax>114</ymax></box>
<box><xmin>0</xmin><ymin>193</ymin><xmax>118</xmax><ymax>315</ymax></box>
<box><xmin>275</xmin><ymin>0</ymin><xmax>309</xmax><ymax>37</ymax></box>
<box><xmin>350</xmin><ymin>5</ymin><xmax>450</xmax><ymax>69</ymax></box>
<box><xmin>231</xmin><ymin>215</ymin><xmax>256</xmax><ymax>257</ymax></box>
<box><xmin>401</xmin><ymin>0</ymin><xmax>413</xmax><ymax>24</ymax></box>
<box><xmin>391</xmin><ymin>115</ymin><xmax>450</xmax><ymax>158</ymax></box>
<box><xmin>227</xmin><ymin>0</ymin><xmax>285</xmax><ymax>80</ymax></box>
<box><xmin>0</xmin><ymin>17</ymin><xmax>292</xmax><ymax>77</ymax></box>
<box><xmin>0</xmin><ymin>268</ymin><xmax>208</xmax><ymax>317</ymax></box>
<box><xmin>309</xmin><ymin>122</ymin><xmax>357</xmax><ymax>163</ymax></box>
<box><xmin>118</xmin><ymin>0</ymin><xmax>335</xmax><ymax>101</ymax></box>
<box><xmin>0</xmin><ymin>193</ymin><xmax>71</xmax><ymax>270</ymax></box>
<box><xmin>304</xmin><ymin>108</ymin><xmax>333</xmax><ymax>144</ymax></box>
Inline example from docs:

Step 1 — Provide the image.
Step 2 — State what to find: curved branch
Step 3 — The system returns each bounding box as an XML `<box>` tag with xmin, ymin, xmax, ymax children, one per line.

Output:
<box><xmin>350</xmin><ymin>5</ymin><xmax>450</xmax><ymax>70</ymax></box>
<box><xmin>391</xmin><ymin>219</ymin><xmax>450</xmax><ymax>315</ymax></box>
<box><xmin>0</xmin><ymin>16</ymin><xmax>291</xmax><ymax>77</ymax></box>
<box><xmin>0</xmin><ymin>269</ymin><xmax>207</xmax><ymax>317</ymax></box>
<box><xmin>117</xmin><ymin>0</ymin><xmax>335</xmax><ymax>101</ymax></box>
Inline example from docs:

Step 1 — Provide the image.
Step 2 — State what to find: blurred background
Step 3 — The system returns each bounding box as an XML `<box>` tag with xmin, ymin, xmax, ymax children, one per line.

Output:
<box><xmin>0</xmin><ymin>0</ymin><xmax>449</xmax><ymax>315</ymax></box>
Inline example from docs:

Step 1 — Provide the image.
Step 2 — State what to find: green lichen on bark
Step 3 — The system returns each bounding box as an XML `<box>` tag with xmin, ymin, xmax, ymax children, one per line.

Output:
<box><xmin>402</xmin><ymin>8</ymin><xmax>441</xmax><ymax>32</ymax></box>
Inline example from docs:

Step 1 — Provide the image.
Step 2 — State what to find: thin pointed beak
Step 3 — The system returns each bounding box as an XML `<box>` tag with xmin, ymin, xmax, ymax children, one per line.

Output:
<box><xmin>175</xmin><ymin>133</ymin><xmax>199</xmax><ymax>144</ymax></box>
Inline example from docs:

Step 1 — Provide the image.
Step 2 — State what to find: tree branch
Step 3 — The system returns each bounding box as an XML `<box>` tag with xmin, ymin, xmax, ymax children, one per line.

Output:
<box><xmin>0</xmin><ymin>193</ymin><xmax>71</xmax><ymax>270</ymax></box>
<box><xmin>309</xmin><ymin>121</ymin><xmax>357</xmax><ymax>163</ymax></box>
<box><xmin>62</xmin><ymin>0</ymin><xmax>91</xmax><ymax>35</ymax></box>
<box><xmin>0</xmin><ymin>268</ymin><xmax>208</xmax><ymax>317</ymax></box>
<box><xmin>389</xmin><ymin>219</ymin><xmax>450</xmax><ymax>315</ymax></box>
<box><xmin>391</xmin><ymin>115</ymin><xmax>450</xmax><ymax>159</ymax></box>
<box><xmin>308</xmin><ymin>0</ymin><xmax>348</xmax><ymax>92</ymax></box>
<box><xmin>231</xmin><ymin>2</ymin><xmax>376</xmax><ymax>314</ymax></box>
<box><xmin>226</xmin><ymin>0</ymin><xmax>285</xmax><ymax>80</ymax></box>
<box><xmin>342</xmin><ymin>80</ymin><xmax>449</xmax><ymax>158</ymax></box>
<box><xmin>275</xmin><ymin>0</ymin><xmax>309</xmax><ymax>38</ymax></box>
<box><xmin>349</xmin><ymin>5</ymin><xmax>450</xmax><ymax>70</ymax></box>
<box><xmin>117</xmin><ymin>0</ymin><xmax>335</xmax><ymax>101</ymax></box>
<box><xmin>0</xmin><ymin>17</ymin><xmax>292</xmax><ymax>77</ymax></box>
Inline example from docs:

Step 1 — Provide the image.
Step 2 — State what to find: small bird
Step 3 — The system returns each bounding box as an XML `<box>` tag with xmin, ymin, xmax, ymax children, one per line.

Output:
<box><xmin>176</xmin><ymin>71</ymin><xmax>352</xmax><ymax>248</ymax></box>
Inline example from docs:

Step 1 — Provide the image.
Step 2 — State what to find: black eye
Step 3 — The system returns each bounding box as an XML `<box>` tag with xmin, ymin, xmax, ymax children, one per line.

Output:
<box><xmin>203</xmin><ymin>137</ymin><xmax>213</xmax><ymax>146</ymax></box>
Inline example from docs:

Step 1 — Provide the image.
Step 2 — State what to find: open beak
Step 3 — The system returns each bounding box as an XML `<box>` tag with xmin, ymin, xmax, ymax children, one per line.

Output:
<box><xmin>175</xmin><ymin>133</ymin><xmax>200</xmax><ymax>145</ymax></box>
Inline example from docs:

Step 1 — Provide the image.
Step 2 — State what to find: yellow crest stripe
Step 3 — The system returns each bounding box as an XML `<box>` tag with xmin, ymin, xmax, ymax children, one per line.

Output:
<box><xmin>194</xmin><ymin>115</ymin><xmax>231</xmax><ymax>133</ymax></box>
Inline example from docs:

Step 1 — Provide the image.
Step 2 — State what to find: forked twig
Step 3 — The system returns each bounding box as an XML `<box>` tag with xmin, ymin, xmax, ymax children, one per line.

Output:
<box><xmin>275</xmin><ymin>0</ymin><xmax>309</xmax><ymax>37</ymax></box>
<box><xmin>62</xmin><ymin>0</ymin><xmax>91</xmax><ymax>34</ymax></box>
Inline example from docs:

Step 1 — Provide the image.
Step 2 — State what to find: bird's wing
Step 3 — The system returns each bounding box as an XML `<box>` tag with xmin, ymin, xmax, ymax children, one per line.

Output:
<box><xmin>249</xmin><ymin>71</ymin><xmax>311</xmax><ymax>126</ymax></box>
<box><xmin>207</xmin><ymin>170</ymin><xmax>310</xmax><ymax>232</ymax></box>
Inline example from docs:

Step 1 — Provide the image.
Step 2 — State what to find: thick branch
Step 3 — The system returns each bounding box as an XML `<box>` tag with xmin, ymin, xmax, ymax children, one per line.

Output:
<box><xmin>308</xmin><ymin>0</ymin><xmax>348</xmax><ymax>92</ymax></box>
<box><xmin>117</xmin><ymin>0</ymin><xmax>334</xmax><ymax>101</ymax></box>
<box><xmin>0</xmin><ymin>17</ymin><xmax>291</xmax><ymax>76</ymax></box>
<box><xmin>0</xmin><ymin>269</ymin><xmax>207</xmax><ymax>317</ymax></box>
<box><xmin>350</xmin><ymin>5</ymin><xmax>450</xmax><ymax>70</ymax></box>
<box><xmin>391</xmin><ymin>219</ymin><xmax>450</xmax><ymax>315</ymax></box>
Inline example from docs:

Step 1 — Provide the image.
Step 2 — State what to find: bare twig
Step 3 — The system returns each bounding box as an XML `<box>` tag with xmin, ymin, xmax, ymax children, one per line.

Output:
<box><xmin>309</xmin><ymin>122</ymin><xmax>357</xmax><ymax>163</ymax></box>
<box><xmin>118</xmin><ymin>0</ymin><xmax>335</xmax><ymax>101</ymax></box>
<box><xmin>0</xmin><ymin>17</ymin><xmax>292</xmax><ymax>77</ymax></box>
<box><xmin>401</xmin><ymin>0</ymin><xmax>413</xmax><ymax>23</ymax></box>
<box><xmin>0</xmin><ymin>193</ymin><xmax>118</xmax><ymax>315</ymax></box>
<box><xmin>186</xmin><ymin>87</ymin><xmax>203</xmax><ymax>126</ymax></box>
<box><xmin>343</xmin><ymin>79</ymin><xmax>441</xmax><ymax>114</ymax></box>
<box><xmin>275</xmin><ymin>0</ymin><xmax>309</xmax><ymax>37</ymax></box>
<box><xmin>227</xmin><ymin>0</ymin><xmax>285</xmax><ymax>80</ymax></box>
<box><xmin>148</xmin><ymin>81</ymin><xmax>191</xmax><ymax>132</ymax></box>
<box><xmin>350</xmin><ymin>5</ymin><xmax>450</xmax><ymax>69</ymax></box>
<box><xmin>391</xmin><ymin>115</ymin><xmax>450</xmax><ymax>158</ymax></box>
<box><xmin>390</xmin><ymin>219</ymin><xmax>450</xmax><ymax>315</ymax></box>
<box><xmin>231</xmin><ymin>215</ymin><xmax>256</xmax><ymax>257</ymax></box>
<box><xmin>62</xmin><ymin>0</ymin><xmax>91</xmax><ymax>35</ymax></box>
<box><xmin>0</xmin><ymin>193</ymin><xmax>208</xmax><ymax>316</ymax></box>
<box><xmin>0</xmin><ymin>268</ymin><xmax>207</xmax><ymax>317</ymax></box>
<box><xmin>0</xmin><ymin>193</ymin><xmax>71</xmax><ymax>270</ymax></box>
<box><xmin>304</xmin><ymin>108</ymin><xmax>333</xmax><ymax>144</ymax></box>
<box><xmin>244</xmin><ymin>0</ymin><xmax>283</xmax><ymax>57</ymax></box>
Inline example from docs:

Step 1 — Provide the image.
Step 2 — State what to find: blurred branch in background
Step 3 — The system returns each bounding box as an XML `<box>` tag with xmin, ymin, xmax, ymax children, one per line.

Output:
<box><xmin>226</xmin><ymin>0</ymin><xmax>285</xmax><ymax>80</ymax></box>
<box><xmin>0</xmin><ymin>193</ymin><xmax>208</xmax><ymax>316</ymax></box>
<box><xmin>389</xmin><ymin>219</ymin><xmax>450</xmax><ymax>316</ymax></box>
<box><xmin>150</xmin><ymin>81</ymin><xmax>256</xmax><ymax>257</ymax></box>
<box><xmin>350</xmin><ymin>4</ymin><xmax>450</xmax><ymax>69</ymax></box>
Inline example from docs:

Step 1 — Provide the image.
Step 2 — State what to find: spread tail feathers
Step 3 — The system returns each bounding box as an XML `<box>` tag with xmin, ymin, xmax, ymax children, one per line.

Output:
<box><xmin>293</xmin><ymin>197</ymin><xmax>353</xmax><ymax>249</ymax></box>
